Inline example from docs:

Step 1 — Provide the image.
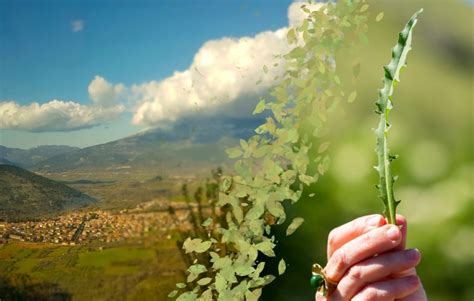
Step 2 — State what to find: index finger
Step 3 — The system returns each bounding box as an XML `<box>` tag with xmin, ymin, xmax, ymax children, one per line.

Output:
<box><xmin>327</xmin><ymin>214</ymin><xmax>386</xmax><ymax>259</ymax></box>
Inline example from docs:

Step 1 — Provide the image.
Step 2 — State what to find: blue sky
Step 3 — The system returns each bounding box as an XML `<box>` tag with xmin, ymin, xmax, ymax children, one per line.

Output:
<box><xmin>0</xmin><ymin>0</ymin><xmax>297</xmax><ymax>148</ymax></box>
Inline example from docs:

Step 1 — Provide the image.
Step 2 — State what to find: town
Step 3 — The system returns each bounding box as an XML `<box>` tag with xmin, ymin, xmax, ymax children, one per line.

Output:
<box><xmin>0</xmin><ymin>200</ymin><xmax>195</xmax><ymax>245</ymax></box>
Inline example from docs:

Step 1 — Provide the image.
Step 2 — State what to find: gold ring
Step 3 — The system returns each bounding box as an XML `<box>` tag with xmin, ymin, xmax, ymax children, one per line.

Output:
<box><xmin>311</xmin><ymin>263</ymin><xmax>338</xmax><ymax>296</ymax></box>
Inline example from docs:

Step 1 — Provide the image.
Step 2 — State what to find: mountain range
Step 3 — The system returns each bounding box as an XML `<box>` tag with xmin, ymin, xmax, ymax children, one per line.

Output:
<box><xmin>1</xmin><ymin>116</ymin><xmax>263</xmax><ymax>175</ymax></box>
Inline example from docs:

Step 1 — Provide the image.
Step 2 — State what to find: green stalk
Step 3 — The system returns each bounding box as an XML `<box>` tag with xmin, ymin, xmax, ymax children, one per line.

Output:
<box><xmin>375</xmin><ymin>9</ymin><xmax>423</xmax><ymax>225</ymax></box>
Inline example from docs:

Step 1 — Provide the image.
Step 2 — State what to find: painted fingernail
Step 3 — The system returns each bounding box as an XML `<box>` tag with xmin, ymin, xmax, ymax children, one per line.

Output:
<box><xmin>368</xmin><ymin>215</ymin><xmax>382</xmax><ymax>226</ymax></box>
<box><xmin>386</xmin><ymin>225</ymin><xmax>400</xmax><ymax>242</ymax></box>
<box><xmin>406</xmin><ymin>248</ymin><xmax>420</xmax><ymax>260</ymax></box>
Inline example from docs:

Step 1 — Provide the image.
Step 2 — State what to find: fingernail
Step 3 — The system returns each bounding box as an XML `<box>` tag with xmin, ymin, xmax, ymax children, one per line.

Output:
<box><xmin>368</xmin><ymin>215</ymin><xmax>382</xmax><ymax>226</ymax></box>
<box><xmin>386</xmin><ymin>225</ymin><xmax>400</xmax><ymax>241</ymax></box>
<box><xmin>406</xmin><ymin>248</ymin><xmax>420</xmax><ymax>260</ymax></box>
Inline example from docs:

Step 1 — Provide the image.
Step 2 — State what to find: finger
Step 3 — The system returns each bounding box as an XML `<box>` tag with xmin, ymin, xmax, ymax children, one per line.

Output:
<box><xmin>393</xmin><ymin>214</ymin><xmax>408</xmax><ymax>251</ymax></box>
<box><xmin>333</xmin><ymin>249</ymin><xmax>420</xmax><ymax>300</ymax></box>
<box><xmin>352</xmin><ymin>276</ymin><xmax>421</xmax><ymax>301</ymax></box>
<box><xmin>315</xmin><ymin>292</ymin><xmax>326</xmax><ymax>301</ymax></box>
<box><xmin>325</xmin><ymin>224</ymin><xmax>402</xmax><ymax>282</ymax></box>
<box><xmin>327</xmin><ymin>214</ymin><xmax>386</xmax><ymax>258</ymax></box>
<box><xmin>397</xmin><ymin>286</ymin><xmax>428</xmax><ymax>301</ymax></box>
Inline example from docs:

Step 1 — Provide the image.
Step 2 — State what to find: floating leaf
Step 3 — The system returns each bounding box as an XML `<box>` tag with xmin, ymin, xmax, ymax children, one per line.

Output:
<box><xmin>278</xmin><ymin>258</ymin><xmax>287</xmax><ymax>275</ymax></box>
<box><xmin>201</xmin><ymin>218</ymin><xmax>212</xmax><ymax>227</ymax></box>
<box><xmin>183</xmin><ymin>238</ymin><xmax>212</xmax><ymax>254</ymax></box>
<box><xmin>286</xmin><ymin>217</ymin><xmax>304</xmax><ymax>236</ymax></box>
<box><xmin>176</xmin><ymin>291</ymin><xmax>197</xmax><ymax>301</ymax></box>
<box><xmin>287</xmin><ymin>28</ymin><xmax>297</xmax><ymax>44</ymax></box>
<box><xmin>226</xmin><ymin>147</ymin><xmax>242</xmax><ymax>158</ymax></box>
<box><xmin>348</xmin><ymin>91</ymin><xmax>357</xmax><ymax>103</ymax></box>
<box><xmin>253</xmin><ymin>99</ymin><xmax>266</xmax><ymax>115</ymax></box>
<box><xmin>197</xmin><ymin>277</ymin><xmax>212</xmax><ymax>286</ymax></box>
<box><xmin>318</xmin><ymin>142</ymin><xmax>330</xmax><ymax>153</ymax></box>
<box><xmin>376</xmin><ymin>12</ymin><xmax>384</xmax><ymax>22</ymax></box>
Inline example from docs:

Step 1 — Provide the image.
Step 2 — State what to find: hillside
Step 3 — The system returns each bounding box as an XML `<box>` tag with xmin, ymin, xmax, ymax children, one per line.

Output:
<box><xmin>0</xmin><ymin>145</ymin><xmax>80</xmax><ymax>168</ymax></box>
<box><xmin>0</xmin><ymin>165</ymin><xmax>95</xmax><ymax>221</ymax></box>
<box><xmin>32</xmin><ymin>117</ymin><xmax>263</xmax><ymax>175</ymax></box>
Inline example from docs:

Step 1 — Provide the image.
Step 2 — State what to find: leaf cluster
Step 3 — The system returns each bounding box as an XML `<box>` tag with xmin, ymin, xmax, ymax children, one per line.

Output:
<box><xmin>170</xmin><ymin>1</ymin><xmax>370</xmax><ymax>300</ymax></box>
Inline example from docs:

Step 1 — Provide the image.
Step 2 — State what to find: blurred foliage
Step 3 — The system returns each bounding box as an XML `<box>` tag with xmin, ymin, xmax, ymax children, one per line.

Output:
<box><xmin>261</xmin><ymin>0</ymin><xmax>473</xmax><ymax>300</ymax></box>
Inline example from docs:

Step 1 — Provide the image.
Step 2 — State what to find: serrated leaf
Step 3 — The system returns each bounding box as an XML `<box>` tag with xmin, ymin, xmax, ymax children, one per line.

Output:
<box><xmin>374</xmin><ymin>9</ymin><xmax>422</xmax><ymax>224</ymax></box>
<box><xmin>278</xmin><ymin>258</ymin><xmax>286</xmax><ymax>275</ymax></box>
<box><xmin>286</xmin><ymin>217</ymin><xmax>304</xmax><ymax>236</ymax></box>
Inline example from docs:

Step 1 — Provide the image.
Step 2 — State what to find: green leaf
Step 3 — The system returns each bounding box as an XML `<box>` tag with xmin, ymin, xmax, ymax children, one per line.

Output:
<box><xmin>374</xmin><ymin>9</ymin><xmax>422</xmax><ymax>224</ymax></box>
<box><xmin>278</xmin><ymin>258</ymin><xmax>287</xmax><ymax>275</ymax></box>
<box><xmin>318</xmin><ymin>142</ymin><xmax>330</xmax><ymax>153</ymax></box>
<box><xmin>376</xmin><ymin>12</ymin><xmax>384</xmax><ymax>22</ymax></box>
<box><xmin>176</xmin><ymin>283</ymin><xmax>186</xmax><ymax>289</ymax></box>
<box><xmin>225</xmin><ymin>147</ymin><xmax>242</xmax><ymax>159</ymax></box>
<box><xmin>176</xmin><ymin>292</ymin><xmax>197</xmax><ymax>301</ymax></box>
<box><xmin>286</xmin><ymin>217</ymin><xmax>304</xmax><ymax>236</ymax></box>
<box><xmin>287</xmin><ymin>28</ymin><xmax>297</xmax><ymax>44</ymax></box>
<box><xmin>360</xmin><ymin>4</ymin><xmax>369</xmax><ymax>12</ymax></box>
<box><xmin>188</xmin><ymin>264</ymin><xmax>207</xmax><ymax>275</ymax></box>
<box><xmin>197</xmin><ymin>277</ymin><xmax>212</xmax><ymax>286</ymax></box>
<box><xmin>253</xmin><ymin>99</ymin><xmax>266</xmax><ymax>115</ymax></box>
<box><xmin>256</xmin><ymin>240</ymin><xmax>276</xmax><ymax>257</ymax></box>
<box><xmin>168</xmin><ymin>290</ymin><xmax>178</xmax><ymax>298</ymax></box>
<box><xmin>183</xmin><ymin>238</ymin><xmax>212</xmax><ymax>254</ymax></box>
<box><xmin>348</xmin><ymin>91</ymin><xmax>357</xmax><ymax>103</ymax></box>
<box><xmin>201</xmin><ymin>218</ymin><xmax>212</xmax><ymax>227</ymax></box>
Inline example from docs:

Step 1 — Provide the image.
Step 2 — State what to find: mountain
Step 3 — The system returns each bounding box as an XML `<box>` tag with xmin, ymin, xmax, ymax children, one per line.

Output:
<box><xmin>0</xmin><ymin>158</ymin><xmax>16</xmax><ymax>166</ymax></box>
<box><xmin>0</xmin><ymin>165</ymin><xmax>95</xmax><ymax>221</ymax></box>
<box><xmin>32</xmin><ymin>116</ymin><xmax>264</xmax><ymax>175</ymax></box>
<box><xmin>0</xmin><ymin>145</ymin><xmax>80</xmax><ymax>168</ymax></box>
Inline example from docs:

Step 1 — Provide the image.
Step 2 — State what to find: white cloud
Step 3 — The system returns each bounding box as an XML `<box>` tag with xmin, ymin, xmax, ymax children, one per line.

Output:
<box><xmin>125</xmin><ymin>1</ymin><xmax>319</xmax><ymax>127</ymax></box>
<box><xmin>288</xmin><ymin>2</ymin><xmax>323</xmax><ymax>27</ymax></box>
<box><xmin>1</xmin><ymin>2</ymin><xmax>319</xmax><ymax>133</ymax></box>
<box><xmin>0</xmin><ymin>77</ymin><xmax>126</xmax><ymax>132</ymax></box>
<box><xmin>88</xmin><ymin>75</ymin><xmax>125</xmax><ymax>106</ymax></box>
<box><xmin>71</xmin><ymin>20</ymin><xmax>84</xmax><ymax>33</ymax></box>
<box><xmin>0</xmin><ymin>100</ymin><xmax>124</xmax><ymax>132</ymax></box>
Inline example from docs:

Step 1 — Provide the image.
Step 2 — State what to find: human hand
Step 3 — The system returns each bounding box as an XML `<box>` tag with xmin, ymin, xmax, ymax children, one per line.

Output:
<box><xmin>315</xmin><ymin>214</ymin><xmax>427</xmax><ymax>301</ymax></box>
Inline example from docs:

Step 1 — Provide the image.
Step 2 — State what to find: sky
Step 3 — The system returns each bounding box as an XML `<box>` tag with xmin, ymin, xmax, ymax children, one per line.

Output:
<box><xmin>0</xmin><ymin>0</ymin><xmax>316</xmax><ymax>149</ymax></box>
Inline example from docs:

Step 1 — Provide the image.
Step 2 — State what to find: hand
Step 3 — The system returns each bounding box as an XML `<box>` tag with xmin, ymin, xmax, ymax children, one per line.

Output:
<box><xmin>315</xmin><ymin>214</ymin><xmax>427</xmax><ymax>301</ymax></box>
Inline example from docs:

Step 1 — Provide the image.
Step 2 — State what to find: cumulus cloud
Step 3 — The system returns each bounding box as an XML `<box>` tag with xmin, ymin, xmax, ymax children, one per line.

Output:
<box><xmin>0</xmin><ymin>100</ymin><xmax>124</xmax><ymax>132</ymax></box>
<box><xmin>0</xmin><ymin>77</ymin><xmax>125</xmax><ymax>132</ymax></box>
<box><xmin>88</xmin><ymin>76</ymin><xmax>125</xmax><ymax>106</ymax></box>
<box><xmin>125</xmin><ymin>1</ymin><xmax>318</xmax><ymax>127</ymax></box>
<box><xmin>71</xmin><ymin>20</ymin><xmax>84</xmax><ymax>32</ymax></box>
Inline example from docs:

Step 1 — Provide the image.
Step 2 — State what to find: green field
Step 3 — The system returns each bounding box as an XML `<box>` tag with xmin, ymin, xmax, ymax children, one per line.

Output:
<box><xmin>0</xmin><ymin>236</ymin><xmax>185</xmax><ymax>301</ymax></box>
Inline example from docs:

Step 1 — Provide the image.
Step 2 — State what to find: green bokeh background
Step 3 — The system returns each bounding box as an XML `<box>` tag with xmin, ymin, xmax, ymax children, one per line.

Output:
<box><xmin>262</xmin><ymin>0</ymin><xmax>473</xmax><ymax>300</ymax></box>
